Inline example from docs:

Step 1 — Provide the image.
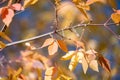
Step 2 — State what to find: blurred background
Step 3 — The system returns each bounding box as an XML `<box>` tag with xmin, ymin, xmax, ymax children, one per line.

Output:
<box><xmin>0</xmin><ymin>0</ymin><xmax>120</xmax><ymax>80</ymax></box>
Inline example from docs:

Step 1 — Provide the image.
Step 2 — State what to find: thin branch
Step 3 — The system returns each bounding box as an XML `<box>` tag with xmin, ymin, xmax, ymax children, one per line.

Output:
<box><xmin>6</xmin><ymin>22</ymin><xmax>119</xmax><ymax>47</ymax></box>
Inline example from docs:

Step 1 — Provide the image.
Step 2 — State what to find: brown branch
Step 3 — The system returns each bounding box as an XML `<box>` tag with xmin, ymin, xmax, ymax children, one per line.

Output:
<box><xmin>6</xmin><ymin>22</ymin><xmax>119</xmax><ymax>47</ymax></box>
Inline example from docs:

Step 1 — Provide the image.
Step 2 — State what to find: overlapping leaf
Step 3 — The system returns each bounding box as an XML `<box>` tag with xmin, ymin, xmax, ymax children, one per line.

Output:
<box><xmin>41</xmin><ymin>38</ymin><xmax>68</xmax><ymax>55</ymax></box>
<box><xmin>0</xmin><ymin>3</ymin><xmax>24</xmax><ymax>27</ymax></box>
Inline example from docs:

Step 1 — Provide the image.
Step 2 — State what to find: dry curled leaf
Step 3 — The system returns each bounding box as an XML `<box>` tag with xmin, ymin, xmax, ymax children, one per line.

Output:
<box><xmin>57</xmin><ymin>40</ymin><xmax>68</xmax><ymax>52</ymax></box>
<box><xmin>97</xmin><ymin>54</ymin><xmax>111</xmax><ymax>73</ymax></box>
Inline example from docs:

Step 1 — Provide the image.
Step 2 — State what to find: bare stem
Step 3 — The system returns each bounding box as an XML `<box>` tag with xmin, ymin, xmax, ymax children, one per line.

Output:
<box><xmin>6</xmin><ymin>22</ymin><xmax>119</xmax><ymax>47</ymax></box>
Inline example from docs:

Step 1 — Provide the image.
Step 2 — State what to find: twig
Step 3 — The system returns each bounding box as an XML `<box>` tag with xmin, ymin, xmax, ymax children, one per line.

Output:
<box><xmin>6</xmin><ymin>22</ymin><xmax>119</xmax><ymax>47</ymax></box>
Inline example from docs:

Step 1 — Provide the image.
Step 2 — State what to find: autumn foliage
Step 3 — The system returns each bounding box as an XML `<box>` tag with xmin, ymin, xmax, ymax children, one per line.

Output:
<box><xmin>0</xmin><ymin>0</ymin><xmax>120</xmax><ymax>80</ymax></box>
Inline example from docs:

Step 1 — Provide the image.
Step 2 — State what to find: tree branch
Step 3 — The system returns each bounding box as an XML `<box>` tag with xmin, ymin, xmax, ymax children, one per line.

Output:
<box><xmin>6</xmin><ymin>22</ymin><xmax>119</xmax><ymax>47</ymax></box>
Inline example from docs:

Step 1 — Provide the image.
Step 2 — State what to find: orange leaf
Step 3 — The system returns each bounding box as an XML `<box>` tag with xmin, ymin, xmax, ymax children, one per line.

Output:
<box><xmin>0</xmin><ymin>7</ymin><xmax>14</xmax><ymax>26</ymax></box>
<box><xmin>41</xmin><ymin>38</ymin><xmax>54</xmax><ymax>48</ymax></box>
<box><xmin>0</xmin><ymin>32</ymin><xmax>12</xmax><ymax>42</ymax></box>
<box><xmin>97</xmin><ymin>54</ymin><xmax>111</xmax><ymax>73</ymax></box>
<box><xmin>48</xmin><ymin>41</ymin><xmax>58</xmax><ymax>55</ymax></box>
<box><xmin>111</xmin><ymin>11</ymin><xmax>120</xmax><ymax>24</ymax></box>
<box><xmin>57</xmin><ymin>40</ymin><xmax>68</xmax><ymax>52</ymax></box>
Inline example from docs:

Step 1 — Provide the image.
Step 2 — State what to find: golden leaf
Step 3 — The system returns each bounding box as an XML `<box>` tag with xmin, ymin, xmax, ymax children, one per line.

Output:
<box><xmin>69</xmin><ymin>55</ymin><xmax>79</xmax><ymax>71</ymax></box>
<box><xmin>23</xmin><ymin>0</ymin><xmax>38</xmax><ymax>8</ymax></box>
<box><xmin>61</xmin><ymin>51</ymin><xmax>76</xmax><ymax>60</ymax></box>
<box><xmin>0</xmin><ymin>41</ymin><xmax>6</xmax><ymax>49</ymax></box>
<box><xmin>0</xmin><ymin>32</ymin><xmax>12</xmax><ymax>42</ymax></box>
<box><xmin>57</xmin><ymin>40</ymin><xmax>68</xmax><ymax>52</ymax></box>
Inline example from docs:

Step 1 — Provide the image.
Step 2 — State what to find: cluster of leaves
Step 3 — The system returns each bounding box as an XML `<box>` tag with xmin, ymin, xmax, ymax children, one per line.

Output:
<box><xmin>0</xmin><ymin>0</ymin><xmax>120</xmax><ymax>80</ymax></box>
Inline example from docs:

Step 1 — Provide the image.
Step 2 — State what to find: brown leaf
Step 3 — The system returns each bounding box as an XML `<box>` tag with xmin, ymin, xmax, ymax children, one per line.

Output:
<box><xmin>57</xmin><ymin>40</ymin><xmax>68</xmax><ymax>52</ymax></box>
<box><xmin>0</xmin><ymin>41</ymin><xmax>6</xmax><ymax>49</ymax></box>
<box><xmin>41</xmin><ymin>38</ymin><xmax>54</xmax><ymax>48</ymax></box>
<box><xmin>61</xmin><ymin>51</ymin><xmax>76</xmax><ymax>60</ymax></box>
<box><xmin>0</xmin><ymin>32</ymin><xmax>12</xmax><ymax>42</ymax></box>
<box><xmin>89</xmin><ymin>60</ymin><xmax>99</xmax><ymax>72</ymax></box>
<box><xmin>97</xmin><ymin>54</ymin><xmax>111</xmax><ymax>73</ymax></box>
<box><xmin>48</xmin><ymin>41</ymin><xmax>58</xmax><ymax>55</ymax></box>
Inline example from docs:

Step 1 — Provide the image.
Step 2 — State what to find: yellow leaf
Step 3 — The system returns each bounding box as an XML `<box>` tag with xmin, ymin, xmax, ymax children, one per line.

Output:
<box><xmin>69</xmin><ymin>55</ymin><xmax>78</xmax><ymax>71</ymax></box>
<box><xmin>23</xmin><ymin>0</ymin><xmax>38</xmax><ymax>8</ymax></box>
<box><xmin>89</xmin><ymin>60</ymin><xmax>99</xmax><ymax>72</ymax></box>
<box><xmin>0</xmin><ymin>32</ymin><xmax>12</xmax><ymax>42</ymax></box>
<box><xmin>81</xmin><ymin>56</ymin><xmax>88</xmax><ymax>74</ymax></box>
<box><xmin>0</xmin><ymin>41</ymin><xmax>6</xmax><ymax>49</ymax></box>
<box><xmin>48</xmin><ymin>42</ymin><xmax>58</xmax><ymax>55</ymax></box>
<box><xmin>78</xmin><ymin>8</ymin><xmax>89</xmax><ymax>20</ymax></box>
<box><xmin>57</xmin><ymin>40</ymin><xmax>68</xmax><ymax>52</ymax></box>
<box><xmin>61</xmin><ymin>51</ymin><xmax>76</xmax><ymax>60</ymax></box>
